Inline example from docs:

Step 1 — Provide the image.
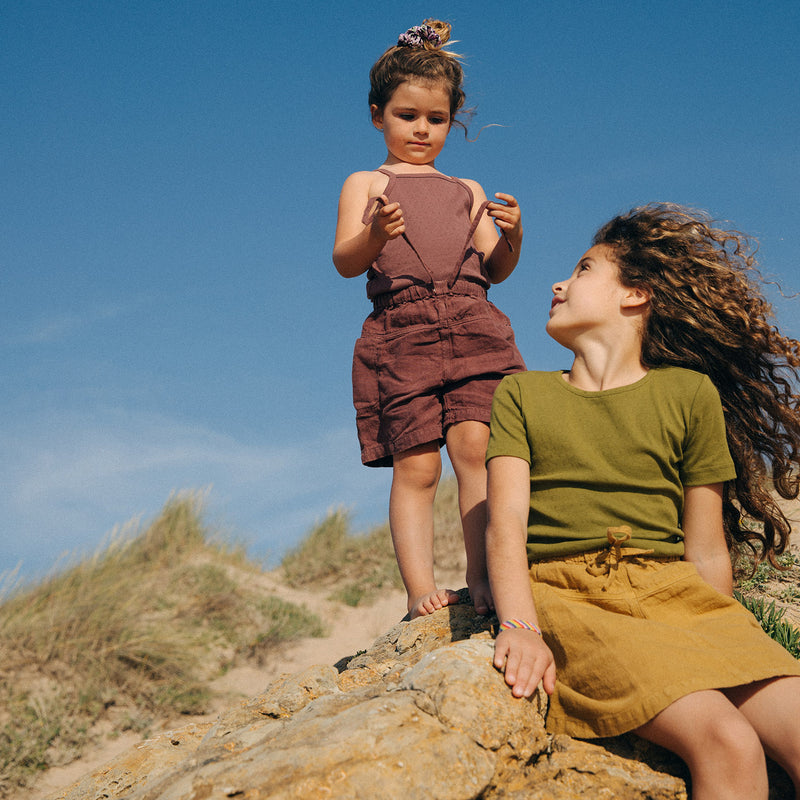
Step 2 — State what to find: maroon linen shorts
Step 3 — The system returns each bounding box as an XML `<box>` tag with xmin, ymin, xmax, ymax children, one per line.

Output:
<box><xmin>352</xmin><ymin>285</ymin><xmax>526</xmax><ymax>467</ymax></box>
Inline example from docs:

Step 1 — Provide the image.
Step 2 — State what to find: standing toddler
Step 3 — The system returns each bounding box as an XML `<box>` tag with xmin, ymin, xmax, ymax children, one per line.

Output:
<box><xmin>333</xmin><ymin>20</ymin><xmax>525</xmax><ymax>618</ymax></box>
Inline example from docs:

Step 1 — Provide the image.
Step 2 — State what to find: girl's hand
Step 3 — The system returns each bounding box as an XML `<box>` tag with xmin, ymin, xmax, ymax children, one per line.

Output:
<box><xmin>373</xmin><ymin>195</ymin><xmax>405</xmax><ymax>241</ymax></box>
<box><xmin>493</xmin><ymin>628</ymin><xmax>556</xmax><ymax>698</ymax></box>
<box><xmin>487</xmin><ymin>193</ymin><xmax>522</xmax><ymax>238</ymax></box>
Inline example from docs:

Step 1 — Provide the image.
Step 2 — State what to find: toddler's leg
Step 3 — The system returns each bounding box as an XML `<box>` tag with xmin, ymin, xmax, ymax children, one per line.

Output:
<box><xmin>445</xmin><ymin>420</ymin><xmax>493</xmax><ymax>616</ymax></box>
<box><xmin>390</xmin><ymin>442</ymin><xmax>459</xmax><ymax>619</ymax></box>
<box><xmin>635</xmin><ymin>689</ymin><xmax>768</xmax><ymax>799</ymax></box>
<box><xmin>725</xmin><ymin>675</ymin><xmax>800</xmax><ymax>795</ymax></box>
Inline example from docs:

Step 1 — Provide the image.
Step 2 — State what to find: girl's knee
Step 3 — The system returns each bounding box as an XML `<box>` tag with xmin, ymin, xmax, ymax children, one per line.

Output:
<box><xmin>642</xmin><ymin>697</ymin><xmax>766</xmax><ymax>783</ymax></box>
<box><xmin>446</xmin><ymin>421</ymin><xmax>490</xmax><ymax>470</ymax></box>
<box><xmin>670</xmin><ymin>717</ymin><xmax>767</xmax><ymax>798</ymax></box>
<box><xmin>392</xmin><ymin>446</ymin><xmax>442</xmax><ymax>490</ymax></box>
<box><xmin>700</xmin><ymin>715</ymin><xmax>765</xmax><ymax>774</ymax></box>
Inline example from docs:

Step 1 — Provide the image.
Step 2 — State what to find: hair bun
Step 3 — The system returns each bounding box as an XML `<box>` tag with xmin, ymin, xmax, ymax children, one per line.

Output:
<box><xmin>422</xmin><ymin>19</ymin><xmax>451</xmax><ymax>45</ymax></box>
<box><xmin>397</xmin><ymin>19</ymin><xmax>452</xmax><ymax>50</ymax></box>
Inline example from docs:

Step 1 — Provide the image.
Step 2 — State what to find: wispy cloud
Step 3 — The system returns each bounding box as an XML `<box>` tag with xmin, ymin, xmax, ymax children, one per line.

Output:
<box><xmin>6</xmin><ymin>303</ymin><xmax>127</xmax><ymax>346</ymax></box>
<box><xmin>0</xmin><ymin>408</ymin><xmax>392</xmax><ymax>581</ymax></box>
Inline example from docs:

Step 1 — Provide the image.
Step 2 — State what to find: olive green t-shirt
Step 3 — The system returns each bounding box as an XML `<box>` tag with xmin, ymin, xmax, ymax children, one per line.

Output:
<box><xmin>486</xmin><ymin>367</ymin><xmax>737</xmax><ymax>559</ymax></box>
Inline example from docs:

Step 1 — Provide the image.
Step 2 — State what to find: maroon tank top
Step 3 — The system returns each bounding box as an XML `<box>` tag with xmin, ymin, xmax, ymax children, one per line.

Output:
<box><xmin>361</xmin><ymin>169</ymin><xmax>491</xmax><ymax>300</ymax></box>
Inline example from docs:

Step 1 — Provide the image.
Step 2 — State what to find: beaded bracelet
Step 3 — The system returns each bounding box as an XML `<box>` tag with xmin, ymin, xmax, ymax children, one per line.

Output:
<box><xmin>499</xmin><ymin>619</ymin><xmax>542</xmax><ymax>636</ymax></box>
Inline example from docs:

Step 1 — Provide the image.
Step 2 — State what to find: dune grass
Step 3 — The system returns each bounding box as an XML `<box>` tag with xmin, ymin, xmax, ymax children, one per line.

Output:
<box><xmin>280</xmin><ymin>474</ymin><xmax>466</xmax><ymax>606</ymax></box>
<box><xmin>0</xmin><ymin>477</ymin><xmax>465</xmax><ymax>793</ymax></box>
<box><xmin>0</xmin><ymin>493</ymin><xmax>324</xmax><ymax>796</ymax></box>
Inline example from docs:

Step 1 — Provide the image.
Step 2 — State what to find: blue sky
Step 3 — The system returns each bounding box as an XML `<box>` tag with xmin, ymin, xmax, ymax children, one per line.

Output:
<box><xmin>2</xmin><ymin>0</ymin><xmax>798</xmax><ymax>582</ymax></box>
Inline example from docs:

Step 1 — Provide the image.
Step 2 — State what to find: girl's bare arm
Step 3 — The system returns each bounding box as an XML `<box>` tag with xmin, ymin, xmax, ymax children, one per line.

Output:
<box><xmin>464</xmin><ymin>180</ymin><xmax>523</xmax><ymax>284</ymax></box>
<box><xmin>333</xmin><ymin>172</ymin><xmax>402</xmax><ymax>278</ymax></box>
<box><xmin>486</xmin><ymin>455</ymin><xmax>556</xmax><ymax>697</ymax></box>
<box><xmin>682</xmin><ymin>483</ymin><xmax>733</xmax><ymax>596</ymax></box>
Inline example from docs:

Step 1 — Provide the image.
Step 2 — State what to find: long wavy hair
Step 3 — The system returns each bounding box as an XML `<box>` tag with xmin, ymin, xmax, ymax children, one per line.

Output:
<box><xmin>368</xmin><ymin>19</ymin><xmax>466</xmax><ymax>124</ymax></box>
<box><xmin>594</xmin><ymin>203</ymin><xmax>800</xmax><ymax>567</ymax></box>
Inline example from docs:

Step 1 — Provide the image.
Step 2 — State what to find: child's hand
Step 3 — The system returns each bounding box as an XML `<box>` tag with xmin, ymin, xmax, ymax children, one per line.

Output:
<box><xmin>372</xmin><ymin>195</ymin><xmax>405</xmax><ymax>241</ymax></box>
<box><xmin>493</xmin><ymin>628</ymin><xmax>556</xmax><ymax>698</ymax></box>
<box><xmin>487</xmin><ymin>193</ymin><xmax>522</xmax><ymax>239</ymax></box>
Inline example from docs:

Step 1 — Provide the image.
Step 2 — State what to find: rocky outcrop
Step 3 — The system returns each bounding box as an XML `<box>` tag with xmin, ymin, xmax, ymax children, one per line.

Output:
<box><xmin>50</xmin><ymin>604</ymin><xmax>792</xmax><ymax>799</ymax></box>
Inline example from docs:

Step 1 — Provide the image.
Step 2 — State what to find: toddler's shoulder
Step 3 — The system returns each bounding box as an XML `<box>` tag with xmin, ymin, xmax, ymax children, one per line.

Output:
<box><xmin>457</xmin><ymin>176</ymin><xmax>486</xmax><ymax>198</ymax></box>
<box><xmin>340</xmin><ymin>169</ymin><xmax>390</xmax><ymax>198</ymax></box>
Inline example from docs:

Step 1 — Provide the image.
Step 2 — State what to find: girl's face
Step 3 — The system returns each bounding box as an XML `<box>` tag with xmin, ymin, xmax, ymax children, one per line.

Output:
<box><xmin>371</xmin><ymin>80</ymin><xmax>452</xmax><ymax>167</ymax></box>
<box><xmin>546</xmin><ymin>245</ymin><xmax>646</xmax><ymax>346</ymax></box>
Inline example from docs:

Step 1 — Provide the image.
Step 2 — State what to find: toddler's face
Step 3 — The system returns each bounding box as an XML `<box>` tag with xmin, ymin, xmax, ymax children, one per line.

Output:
<box><xmin>371</xmin><ymin>80</ymin><xmax>451</xmax><ymax>167</ymax></box>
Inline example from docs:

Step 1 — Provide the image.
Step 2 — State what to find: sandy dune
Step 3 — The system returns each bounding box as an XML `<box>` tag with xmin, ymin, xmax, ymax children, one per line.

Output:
<box><xmin>24</xmin><ymin>579</ymin><xmax>427</xmax><ymax>800</ymax></box>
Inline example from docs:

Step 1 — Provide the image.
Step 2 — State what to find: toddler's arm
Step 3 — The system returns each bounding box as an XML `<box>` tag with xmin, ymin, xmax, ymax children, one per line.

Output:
<box><xmin>486</xmin><ymin>455</ymin><xmax>556</xmax><ymax>698</ymax></box>
<box><xmin>333</xmin><ymin>171</ymin><xmax>405</xmax><ymax>278</ymax></box>
<box><xmin>465</xmin><ymin>180</ymin><xmax>523</xmax><ymax>283</ymax></box>
<box><xmin>682</xmin><ymin>483</ymin><xmax>733</xmax><ymax>596</ymax></box>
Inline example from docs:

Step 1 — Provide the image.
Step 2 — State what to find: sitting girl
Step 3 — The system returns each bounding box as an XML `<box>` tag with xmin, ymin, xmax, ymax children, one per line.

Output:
<box><xmin>486</xmin><ymin>203</ymin><xmax>800</xmax><ymax>798</ymax></box>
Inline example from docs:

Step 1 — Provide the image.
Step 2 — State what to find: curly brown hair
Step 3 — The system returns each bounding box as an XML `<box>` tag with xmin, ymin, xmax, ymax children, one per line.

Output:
<box><xmin>368</xmin><ymin>19</ymin><xmax>466</xmax><ymax>122</ymax></box>
<box><xmin>594</xmin><ymin>203</ymin><xmax>800</xmax><ymax>566</ymax></box>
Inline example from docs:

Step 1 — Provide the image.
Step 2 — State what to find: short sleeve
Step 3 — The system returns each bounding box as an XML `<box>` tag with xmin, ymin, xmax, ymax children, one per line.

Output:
<box><xmin>486</xmin><ymin>375</ymin><xmax>532</xmax><ymax>464</ymax></box>
<box><xmin>681</xmin><ymin>375</ymin><xmax>737</xmax><ymax>486</ymax></box>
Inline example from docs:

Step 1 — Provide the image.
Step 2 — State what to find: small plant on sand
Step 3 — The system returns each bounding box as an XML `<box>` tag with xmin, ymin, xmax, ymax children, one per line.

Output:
<box><xmin>734</xmin><ymin>593</ymin><xmax>800</xmax><ymax>658</ymax></box>
<box><xmin>734</xmin><ymin>546</ymin><xmax>800</xmax><ymax>659</ymax></box>
<box><xmin>736</xmin><ymin>552</ymin><xmax>798</xmax><ymax>593</ymax></box>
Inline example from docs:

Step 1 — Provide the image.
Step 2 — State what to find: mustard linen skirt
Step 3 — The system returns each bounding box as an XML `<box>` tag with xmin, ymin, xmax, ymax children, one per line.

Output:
<box><xmin>530</xmin><ymin>549</ymin><xmax>800</xmax><ymax>738</ymax></box>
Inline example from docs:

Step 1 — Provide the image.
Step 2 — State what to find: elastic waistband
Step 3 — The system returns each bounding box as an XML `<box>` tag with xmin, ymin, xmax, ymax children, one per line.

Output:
<box><xmin>372</xmin><ymin>280</ymin><xmax>487</xmax><ymax>310</ymax></box>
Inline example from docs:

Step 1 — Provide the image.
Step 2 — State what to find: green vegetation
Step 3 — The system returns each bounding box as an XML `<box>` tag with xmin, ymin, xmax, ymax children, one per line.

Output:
<box><xmin>0</xmin><ymin>493</ymin><xmax>324</xmax><ymax>796</ymax></box>
<box><xmin>735</xmin><ymin>593</ymin><xmax>800</xmax><ymax>659</ymax></box>
<box><xmin>736</xmin><ymin>552</ymin><xmax>799</xmax><ymax>593</ymax></box>
<box><xmin>734</xmin><ymin>551</ymin><xmax>800</xmax><ymax>658</ymax></box>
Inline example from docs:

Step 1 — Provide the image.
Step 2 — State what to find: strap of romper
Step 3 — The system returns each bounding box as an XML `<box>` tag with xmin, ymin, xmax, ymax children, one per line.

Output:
<box><xmin>364</xmin><ymin>169</ymin><xmax>437</xmax><ymax>288</ymax></box>
<box><xmin>446</xmin><ymin>198</ymin><xmax>489</xmax><ymax>289</ymax></box>
<box><xmin>446</xmin><ymin>195</ymin><xmax>514</xmax><ymax>290</ymax></box>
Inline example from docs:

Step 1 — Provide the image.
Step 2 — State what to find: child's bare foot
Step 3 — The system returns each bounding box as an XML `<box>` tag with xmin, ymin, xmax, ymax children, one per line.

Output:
<box><xmin>467</xmin><ymin>576</ymin><xmax>494</xmax><ymax>616</ymax></box>
<box><xmin>408</xmin><ymin>588</ymin><xmax>461</xmax><ymax>619</ymax></box>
